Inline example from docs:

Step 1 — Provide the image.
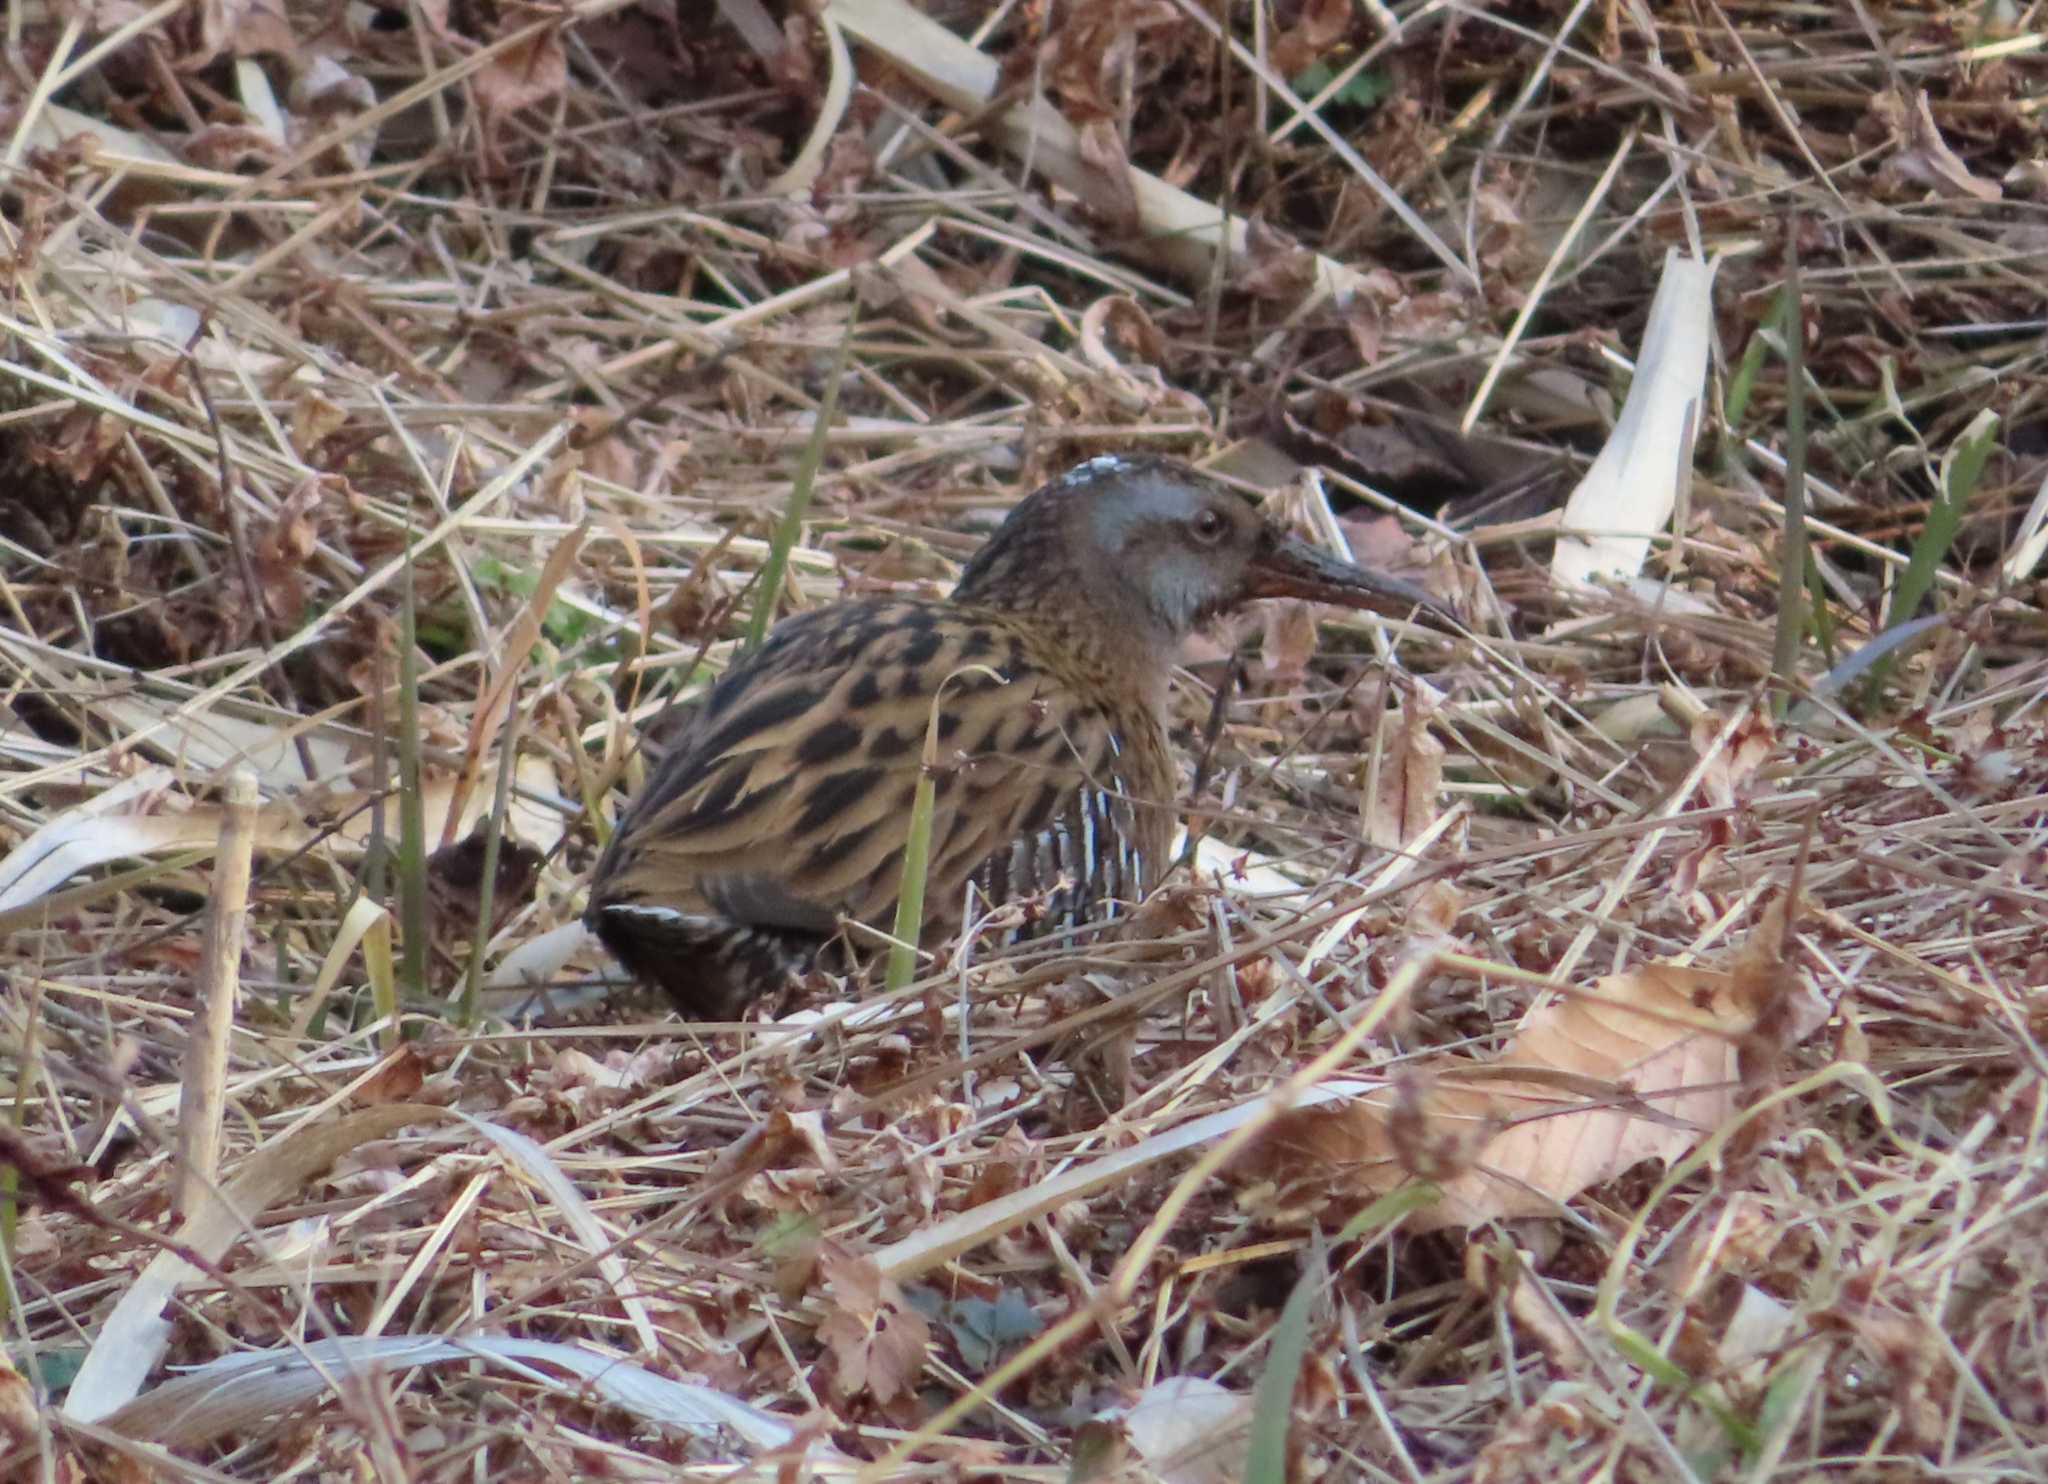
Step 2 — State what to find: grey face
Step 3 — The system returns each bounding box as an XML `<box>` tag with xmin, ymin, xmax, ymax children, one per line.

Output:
<box><xmin>953</xmin><ymin>455</ymin><xmax>1457</xmax><ymax>640</ymax></box>
<box><xmin>1082</xmin><ymin>466</ymin><xmax>1273</xmax><ymax>637</ymax></box>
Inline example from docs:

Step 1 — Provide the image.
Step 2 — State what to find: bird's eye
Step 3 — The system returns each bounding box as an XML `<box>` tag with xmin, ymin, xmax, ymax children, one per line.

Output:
<box><xmin>1191</xmin><ymin>508</ymin><xmax>1230</xmax><ymax>545</ymax></box>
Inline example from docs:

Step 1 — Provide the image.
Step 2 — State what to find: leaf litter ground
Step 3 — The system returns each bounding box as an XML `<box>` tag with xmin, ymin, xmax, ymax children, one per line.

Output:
<box><xmin>2</xmin><ymin>2</ymin><xmax>2046</xmax><ymax>1480</ymax></box>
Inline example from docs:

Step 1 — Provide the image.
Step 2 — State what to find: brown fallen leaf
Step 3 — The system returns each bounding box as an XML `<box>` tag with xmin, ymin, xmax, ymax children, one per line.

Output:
<box><xmin>1671</xmin><ymin>704</ymin><xmax>1777</xmax><ymax>901</ymax></box>
<box><xmin>1254</xmin><ymin>950</ymin><xmax>1829</xmax><ymax>1232</ymax></box>
<box><xmin>1073</xmin><ymin>118</ymin><xmax>1141</xmax><ymax>232</ymax></box>
<box><xmin>1400</xmin><ymin>880</ymin><xmax>1464</xmax><ymax>969</ymax></box>
<box><xmin>1469</xmin><ymin>1386</ymin><xmax>1593</xmax><ymax>1483</ymax></box>
<box><xmin>816</xmin><ymin>1247</ymin><xmax>931</xmax><ymax>1406</ymax></box>
<box><xmin>1691</xmin><ymin>704</ymin><xmax>1775</xmax><ymax>811</ymax></box>
<box><xmin>1883</xmin><ymin>89</ymin><xmax>2002</xmax><ymax>203</ymax></box>
<box><xmin>1237</xmin><ymin>215</ymin><xmax>1318</xmax><ymax>303</ymax></box>
<box><xmin>472</xmin><ymin>18</ymin><xmax>569</xmax><ymax>133</ymax></box>
<box><xmin>0</xmin><ymin>1348</ymin><xmax>35</xmax><ymax>1452</ymax></box>
<box><xmin>1339</xmin><ymin>505</ymin><xmax>1429</xmax><ymax>570</ymax></box>
<box><xmin>1364</xmin><ymin>691</ymin><xmax>1445</xmax><ymax>852</ymax></box>
<box><xmin>1260</xmin><ymin>599</ymin><xmax>1321</xmax><ymax>684</ymax></box>
<box><xmin>352</xmin><ymin>1047</ymin><xmax>427</xmax><ymax>1106</ymax></box>
<box><xmin>1269</xmin><ymin>0</ymin><xmax>1357</xmax><ymax>78</ymax></box>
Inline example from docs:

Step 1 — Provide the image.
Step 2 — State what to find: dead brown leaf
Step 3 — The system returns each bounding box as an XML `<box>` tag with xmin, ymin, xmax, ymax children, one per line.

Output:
<box><xmin>1259</xmin><ymin>600</ymin><xmax>1320</xmax><ymax>684</ymax></box>
<box><xmin>816</xmin><ymin>1248</ymin><xmax>931</xmax><ymax>1406</ymax></box>
<box><xmin>1399</xmin><ymin>880</ymin><xmax>1464</xmax><ymax>970</ymax></box>
<box><xmin>1821</xmin><ymin>1294</ymin><xmax>1949</xmax><ymax>1448</ymax></box>
<box><xmin>183</xmin><ymin>125</ymin><xmax>287</xmax><ymax>172</ymax></box>
<box><xmin>1364</xmin><ymin>694</ymin><xmax>1444</xmax><ymax>851</ymax></box>
<box><xmin>545</xmin><ymin>1046</ymin><xmax>670</xmax><ymax>1095</ymax></box>
<box><xmin>1044</xmin><ymin>0</ymin><xmax>1142</xmax><ymax>122</ymax></box>
<box><xmin>0</xmin><ymin>1349</ymin><xmax>36</xmax><ymax>1451</ymax></box>
<box><xmin>472</xmin><ymin>20</ymin><xmax>569</xmax><ymax>130</ymax></box>
<box><xmin>1692</xmin><ymin>706</ymin><xmax>1775</xmax><ymax>811</ymax></box>
<box><xmin>1673</xmin><ymin>705</ymin><xmax>1775</xmax><ymax>896</ymax></box>
<box><xmin>288</xmin><ymin>391</ymin><xmax>348</xmax><ymax>458</ymax></box>
<box><xmin>1339</xmin><ymin>508</ymin><xmax>1425</xmax><ymax>570</ymax></box>
<box><xmin>189</xmin><ymin>0</ymin><xmax>294</xmax><ymax>65</ymax></box>
<box><xmin>1469</xmin><ymin>1389</ymin><xmax>1593</xmax><ymax>1483</ymax></box>
<box><xmin>1269</xmin><ymin>0</ymin><xmax>1357</xmax><ymax>79</ymax></box>
<box><xmin>1073</xmin><ymin>117</ymin><xmax>1142</xmax><ymax>232</ymax></box>
<box><xmin>1236</xmin><ymin>217</ymin><xmax>1317</xmax><ymax>303</ymax></box>
<box><xmin>353</xmin><ymin>1047</ymin><xmax>427</xmax><ymax>1106</ymax></box>
<box><xmin>291</xmin><ymin>55</ymin><xmax>380</xmax><ymax>172</ymax></box>
<box><xmin>1074</xmin><ymin>295</ymin><xmax>1208</xmax><ymax>414</ymax></box>
<box><xmin>1882</xmin><ymin>90</ymin><xmax>2002</xmax><ymax>203</ymax></box>
<box><xmin>1255</xmin><ymin>953</ymin><xmax>1828</xmax><ymax>1231</ymax></box>
<box><xmin>252</xmin><ymin>479</ymin><xmax>325</xmax><ymax>622</ymax></box>
<box><xmin>424</xmin><ymin>826</ymin><xmax>545</xmax><ymax>938</ymax></box>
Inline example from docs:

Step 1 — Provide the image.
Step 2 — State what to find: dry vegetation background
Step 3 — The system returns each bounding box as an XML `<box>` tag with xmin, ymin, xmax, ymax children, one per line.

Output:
<box><xmin>3</xmin><ymin>0</ymin><xmax>2047</xmax><ymax>1480</ymax></box>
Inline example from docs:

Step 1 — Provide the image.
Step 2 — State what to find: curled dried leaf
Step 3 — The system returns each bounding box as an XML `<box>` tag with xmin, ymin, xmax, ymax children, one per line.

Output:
<box><xmin>1248</xmin><ymin>948</ymin><xmax>1827</xmax><ymax>1232</ymax></box>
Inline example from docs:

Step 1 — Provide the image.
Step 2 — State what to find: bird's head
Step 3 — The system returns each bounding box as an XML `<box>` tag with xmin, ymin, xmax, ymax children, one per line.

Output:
<box><xmin>953</xmin><ymin>456</ymin><xmax>1457</xmax><ymax>649</ymax></box>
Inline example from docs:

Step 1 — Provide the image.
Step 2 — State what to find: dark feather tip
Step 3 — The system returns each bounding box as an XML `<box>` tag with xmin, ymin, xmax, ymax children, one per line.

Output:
<box><xmin>590</xmin><ymin>902</ymin><xmax>823</xmax><ymax>1020</ymax></box>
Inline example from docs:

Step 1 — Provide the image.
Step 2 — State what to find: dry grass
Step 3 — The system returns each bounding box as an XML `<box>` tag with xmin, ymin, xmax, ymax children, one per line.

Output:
<box><xmin>3</xmin><ymin>1</ymin><xmax>2047</xmax><ymax>1479</ymax></box>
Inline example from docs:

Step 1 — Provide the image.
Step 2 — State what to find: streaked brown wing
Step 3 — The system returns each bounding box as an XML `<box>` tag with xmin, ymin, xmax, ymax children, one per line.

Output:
<box><xmin>592</xmin><ymin>599</ymin><xmax>1152</xmax><ymax>946</ymax></box>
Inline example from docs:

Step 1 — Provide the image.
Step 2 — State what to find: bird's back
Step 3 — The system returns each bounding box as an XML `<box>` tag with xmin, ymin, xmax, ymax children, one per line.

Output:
<box><xmin>587</xmin><ymin>597</ymin><xmax>1173</xmax><ymax>1015</ymax></box>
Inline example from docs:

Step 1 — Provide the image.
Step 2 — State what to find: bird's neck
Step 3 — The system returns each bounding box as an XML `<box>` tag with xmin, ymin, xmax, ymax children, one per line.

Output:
<box><xmin>951</xmin><ymin>528</ymin><xmax>1182</xmax><ymax>709</ymax></box>
<box><xmin>968</xmin><ymin>594</ymin><xmax>1177</xmax><ymax>717</ymax></box>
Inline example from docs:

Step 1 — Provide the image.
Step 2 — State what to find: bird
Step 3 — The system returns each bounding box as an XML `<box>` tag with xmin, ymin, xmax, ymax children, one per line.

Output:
<box><xmin>586</xmin><ymin>455</ymin><xmax>1455</xmax><ymax>1018</ymax></box>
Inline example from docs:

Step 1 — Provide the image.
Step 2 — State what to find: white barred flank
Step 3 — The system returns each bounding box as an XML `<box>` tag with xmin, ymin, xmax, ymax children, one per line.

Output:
<box><xmin>975</xmin><ymin>779</ymin><xmax>1145</xmax><ymax>947</ymax></box>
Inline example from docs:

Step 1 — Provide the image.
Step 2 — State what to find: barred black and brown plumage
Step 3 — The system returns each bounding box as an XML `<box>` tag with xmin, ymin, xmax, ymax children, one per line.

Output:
<box><xmin>587</xmin><ymin>455</ymin><xmax>1454</xmax><ymax>1017</ymax></box>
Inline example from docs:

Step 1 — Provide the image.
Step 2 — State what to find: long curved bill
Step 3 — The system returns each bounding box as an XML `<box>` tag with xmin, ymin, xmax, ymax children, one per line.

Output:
<box><xmin>1248</xmin><ymin>534</ymin><xmax>1461</xmax><ymax>631</ymax></box>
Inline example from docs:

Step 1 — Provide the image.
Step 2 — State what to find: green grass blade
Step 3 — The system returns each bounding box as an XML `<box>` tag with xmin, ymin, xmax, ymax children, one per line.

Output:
<box><xmin>396</xmin><ymin>535</ymin><xmax>430</xmax><ymax>1008</ymax></box>
<box><xmin>1721</xmin><ymin>290</ymin><xmax>1783</xmax><ymax>436</ymax></box>
<box><xmin>743</xmin><ymin>307</ymin><xmax>859</xmax><ymax>654</ymax></box>
<box><xmin>885</xmin><ymin>762</ymin><xmax>936</xmax><ymax>994</ymax></box>
<box><xmin>364</xmin><ymin>906</ymin><xmax>399</xmax><ymax>1050</ymax></box>
<box><xmin>1606</xmin><ymin>1322</ymin><xmax>1756</xmax><ymax>1452</ymax></box>
<box><xmin>1803</xmin><ymin>549</ymin><xmax>1837</xmax><ymax>662</ymax></box>
<box><xmin>887</xmin><ymin>663</ymin><xmax>1003</xmax><ymax>993</ymax></box>
<box><xmin>1864</xmin><ymin>406</ymin><xmax>2000</xmax><ymax>703</ymax></box>
<box><xmin>0</xmin><ymin>977</ymin><xmax>41</xmax><ymax>1325</ymax></box>
<box><xmin>1332</xmin><ymin>1183</ymin><xmax>1442</xmax><ymax>1243</ymax></box>
<box><xmin>458</xmin><ymin>706</ymin><xmax>523</xmax><ymax>1028</ymax></box>
<box><xmin>1769</xmin><ymin>222</ymin><xmax>1809</xmax><ymax>710</ymax></box>
<box><xmin>1245</xmin><ymin>1265</ymin><xmax>1318</xmax><ymax>1483</ymax></box>
<box><xmin>1892</xmin><ymin>407</ymin><xmax>1999</xmax><ymax>630</ymax></box>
